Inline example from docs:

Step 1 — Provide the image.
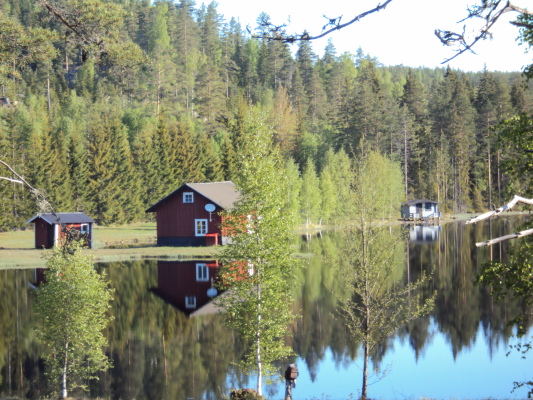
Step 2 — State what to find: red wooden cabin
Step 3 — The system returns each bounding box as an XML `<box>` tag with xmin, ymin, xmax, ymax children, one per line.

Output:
<box><xmin>146</xmin><ymin>181</ymin><xmax>240</xmax><ymax>246</ymax></box>
<box><xmin>26</xmin><ymin>212</ymin><xmax>94</xmax><ymax>249</ymax></box>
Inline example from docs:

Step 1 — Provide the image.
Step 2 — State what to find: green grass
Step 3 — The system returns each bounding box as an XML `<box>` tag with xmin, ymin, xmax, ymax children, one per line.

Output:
<box><xmin>0</xmin><ymin>222</ymin><xmax>219</xmax><ymax>269</ymax></box>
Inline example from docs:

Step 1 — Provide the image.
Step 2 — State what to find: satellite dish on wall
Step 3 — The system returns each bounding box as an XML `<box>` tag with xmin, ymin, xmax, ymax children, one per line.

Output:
<box><xmin>205</xmin><ymin>203</ymin><xmax>216</xmax><ymax>221</ymax></box>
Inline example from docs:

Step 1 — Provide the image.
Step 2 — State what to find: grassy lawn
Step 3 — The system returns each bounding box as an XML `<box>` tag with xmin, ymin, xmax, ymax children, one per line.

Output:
<box><xmin>0</xmin><ymin>222</ymin><xmax>219</xmax><ymax>269</ymax></box>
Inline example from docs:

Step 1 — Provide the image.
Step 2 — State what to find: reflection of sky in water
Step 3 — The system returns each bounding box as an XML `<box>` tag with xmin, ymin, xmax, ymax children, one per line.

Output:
<box><xmin>238</xmin><ymin>321</ymin><xmax>533</xmax><ymax>400</ymax></box>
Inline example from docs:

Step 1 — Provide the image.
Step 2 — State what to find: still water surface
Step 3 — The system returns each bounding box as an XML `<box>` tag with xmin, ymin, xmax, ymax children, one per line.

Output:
<box><xmin>1</xmin><ymin>217</ymin><xmax>532</xmax><ymax>399</ymax></box>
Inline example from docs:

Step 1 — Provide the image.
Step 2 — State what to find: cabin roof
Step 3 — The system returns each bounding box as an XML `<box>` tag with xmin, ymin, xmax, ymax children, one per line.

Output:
<box><xmin>26</xmin><ymin>212</ymin><xmax>95</xmax><ymax>225</ymax></box>
<box><xmin>402</xmin><ymin>199</ymin><xmax>440</xmax><ymax>206</ymax></box>
<box><xmin>146</xmin><ymin>181</ymin><xmax>240</xmax><ymax>212</ymax></box>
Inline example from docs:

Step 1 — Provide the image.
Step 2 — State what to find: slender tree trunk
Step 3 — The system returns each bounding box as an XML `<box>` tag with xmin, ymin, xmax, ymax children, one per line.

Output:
<box><xmin>256</xmin><ymin>282</ymin><xmax>262</xmax><ymax>396</ymax></box>
<box><xmin>403</xmin><ymin>118</ymin><xmax>408</xmax><ymax>199</ymax></box>
<box><xmin>497</xmin><ymin>149</ymin><xmax>501</xmax><ymax>205</ymax></box>
<box><xmin>361</xmin><ymin>341</ymin><xmax>369</xmax><ymax>399</ymax></box>
<box><xmin>46</xmin><ymin>74</ymin><xmax>51</xmax><ymax>112</ymax></box>
<box><xmin>62</xmin><ymin>342</ymin><xmax>69</xmax><ymax>399</ymax></box>
<box><xmin>487</xmin><ymin>142</ymin><xmax>492</xmax><ymax>209</ymax></box>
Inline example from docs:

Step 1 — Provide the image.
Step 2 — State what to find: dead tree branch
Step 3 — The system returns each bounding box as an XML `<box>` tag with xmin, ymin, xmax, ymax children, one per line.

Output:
<box><xmin>249</xmin><ymin>0</ymin><xmax>395</xmax><ymax>42</ymax></box>
<box><xmin>0</xmin><ymin>159</ymin><xmax>57</xmax><ymax>217</ymax></box>
<box><xmin>0</xmin><ymin>176</ymin><xmax>23</xmax><ymax>184</ymax></box>
<box><xmin>475</xmin><ymin>227</ymin><xmax>533</xmax><ymax>247</ymax></box>
<box><xmin>435</xmin><ymin>0</ymin><xmax>532</xmax><ymax>64</ymax></box>
<box><xmin>466</xmin><ymin>195</ymin><xmax>533</xmax><ymax>224</ymax></box>
<box><xmin>466</xmin><ymin>194</ymin><xmax>533</xmax><ymax>247</ymax></box>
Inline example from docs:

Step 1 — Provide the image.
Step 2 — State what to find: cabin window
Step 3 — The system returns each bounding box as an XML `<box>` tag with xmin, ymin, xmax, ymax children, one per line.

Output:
<box><xmin>195</xmin><ymin>219</ymin><xmax>208</xmax><ymax>236</ymax></box>
<box><xmin>80</xmin><ymin>224</ymin><xmax>89</xmax><ymax>233</ymax></box>
<box><xmin>425</xmin><ymin>203</ymin><xmax>432</xmax><ymax>210</ymax></box>
<box><xmin>185</xmin><ymin>296</ymin><xmax>196</xmax><ymax>309</ymax></box>
<box><xmin>196</xmin><ymin>263</ymin><xmax>209</xmax><ymax>281</ymax></box>
<box><xmin>183</xmin><ymin>192</ymin><xmax>194</xmax><ymax>203</ymax></box>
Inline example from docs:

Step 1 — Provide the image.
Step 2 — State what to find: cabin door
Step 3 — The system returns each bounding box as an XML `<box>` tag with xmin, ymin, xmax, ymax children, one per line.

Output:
<box><xmin>46</xmin><ymin>224</ymin><xmax>55</xmax><ymax>248</ymax></box>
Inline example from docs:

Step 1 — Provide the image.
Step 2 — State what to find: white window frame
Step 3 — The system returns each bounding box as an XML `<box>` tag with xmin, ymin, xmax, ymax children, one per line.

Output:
<box><xmin>196</xmin><ymin>263</ymin><xmax>209</xmax><ymax>281</ymax></box>
<box><xmin>195</xmin><ymin>219</ymin><xmax>208</xmax><ymax>236</ymax></box>
<box><xmin>80</xmin><ymin>224</ymin><xmax>89</xmax><ymax>233</ymax></box>
<box><xmin>183</xmin><ymin>192</ymin><xmax>194</xmax><ymax>203</ymax></box>
<box><xmin>185</xmin><ymin>296</ymin><xmax>196</xmax><ymax>309</ymax></box>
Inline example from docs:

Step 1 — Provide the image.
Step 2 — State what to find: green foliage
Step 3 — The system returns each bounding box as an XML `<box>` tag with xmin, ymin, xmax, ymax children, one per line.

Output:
<box><xmin>477</xmin><ymin>227</ymin><xmax>533</xmax><ymax>398</ymax></box>
<box><xmin>496</xmin><ymin>114</ymin><xmax>533</xmax><ymax>198</ymax></box>
<box><xmin>334</xmin><ymin>151</ymin><xmax>435</xmax><ymax>399</ymax></box>
<box><xmin>216</xmin><ymin>106</ymin><xmax>299</xmax><ymax>396</ymax></box>
<box><xmin>2</xmin><ymin>0</ymin><xmax>533</xmax><ymax>229</ymax></box>
<box><xmin>477</xmin><ymin>240</ymin><xmax>533</xmax><ymax>334</ymax></box>
<box><xmin>0</xmin><ymin>11</ymin><xmax>57</xmax><ymax>82</ymax></box>
<box><xmin>299</xmin><ymin>158</ymin><xmax>321</xmax><ymax>227</ymax></box>
<box><xmin>34</xmin><ymin>245</ymin><xmax>113</xmax><ymax>398</ymax></box>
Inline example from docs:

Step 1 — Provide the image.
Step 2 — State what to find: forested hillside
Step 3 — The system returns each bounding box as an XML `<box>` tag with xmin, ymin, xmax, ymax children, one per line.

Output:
<box><xmin>1</xmin><ymin>0</ymin><xmax>532</xmax><ymax>229</ymax></box>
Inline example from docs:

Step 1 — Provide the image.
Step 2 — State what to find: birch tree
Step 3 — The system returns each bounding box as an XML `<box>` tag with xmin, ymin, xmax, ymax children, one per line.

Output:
<box><xmin>334</xmin><ymin>151</ymin><xmax>435</xmax><ymax>400</ymax></box>
<box><xmin>216</xmin><ymin>105</ymin><xmax>299</xmax><ymax>397</ymax></box>
<box><xmin>34</xmin><ymin>245</ymin><xmax>113</xmax><ymax>399</ymax></box>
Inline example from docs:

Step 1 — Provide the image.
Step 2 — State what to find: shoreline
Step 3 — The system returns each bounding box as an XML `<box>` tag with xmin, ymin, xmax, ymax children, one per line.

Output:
<box><xmin>1</xmin><ymin>211</ymin><xmax>530</xmax><ymax>269</ymax></box>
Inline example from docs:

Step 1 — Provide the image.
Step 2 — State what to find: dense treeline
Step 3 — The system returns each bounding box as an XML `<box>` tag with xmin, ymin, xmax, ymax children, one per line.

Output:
<box><xmin>1</xmin><ymin>0</ymin><xmax>533</xmax><ymax>229</ymax></box>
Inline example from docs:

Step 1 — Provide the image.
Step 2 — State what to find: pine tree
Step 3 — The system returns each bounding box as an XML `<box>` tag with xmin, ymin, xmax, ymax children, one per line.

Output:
<box><xmin>400</xmin><ymin>69</ymin><xmax>429</xmax><ymax>198</ymax></box>
<box><xmin>175</xmin><ymin>120</ymin><xmax>203</xmax><ymax>183</ymax></box>
<box><xmin>152</xmin><ymin>116</ymin><xmax>174</xmax><ymax>196</ymax></box>
<box><xmin>306</xmin><ymin>67</ymin><xmax>328</xmax><ymax>127</ymax></box>
<box><xmin>174</xmin><ymin>0</ymin><xmax>201</xmax><ymax>111</ymax></box>
<box><xmin>67</xmin><ymin>133</ymin><xmax>89</xmax><ymax>212</ymax></box>
<box><xmin>196</xmin><ymin>130</ymin><xmax>223</xmax><ymax>182</ymax></box>
<box><xmin>195</xmin><ymin>59</ymin><xmax>226</xmax><ymax>132</ymax></box>
<box><xmin>337</xmin><ymin>60</ymin><xmax>386</xmax><ymax>155</ymax></box>
<box><xmin>269</xmin><ymin>85</ymin><xmax>299</xmax><ymax>157</ymax></box>
<box><xmin>430</xmin><ymin>68</ymin><xmax>476</xmax><ymax>212</ymax></box>
<box><xmin>86</xmin><ymin>107</ymin><xmax>120</xmax><ymax>225</ymax></box>
<box><xmin>197</xmin><ymin>2</ymin><xmax>222</xmax><ymax>63</ymax></box>
<box><xmin>132</xmin><ymin>127</ymin><xmax>160</xmax><ymax>208</ymax></box>
<box><xmin>474</xmin><ymin>68</ymin><xmax>498</xmax><ymax>209</ymax></box>
<box><xmin>109</xmin><ymin>116</ymin><xmax>143</xmax><ymax>224</ymax></box>
<box><xmin>220</xmin><ymin>133</ymin><xmax>237</xmax><ymax>181</ymax></box>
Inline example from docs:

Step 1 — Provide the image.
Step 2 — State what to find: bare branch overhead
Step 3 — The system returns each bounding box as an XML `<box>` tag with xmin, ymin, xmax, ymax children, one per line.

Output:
<box><xmin>435</xmin><ymin>0</ymin><xmax>532</xmax><ymax>64</ymax></box>
<box><xmin>248</xmin><ymin>0</ymin><xmax>395</xmax><ymax>42</ymax></box>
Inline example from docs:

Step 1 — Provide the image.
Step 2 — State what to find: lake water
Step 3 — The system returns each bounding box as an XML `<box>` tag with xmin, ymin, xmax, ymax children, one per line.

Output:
<box><xmin>1</xmin><ymin>217</ymin><xmax>532</xmax><ymax>399</ymax></box>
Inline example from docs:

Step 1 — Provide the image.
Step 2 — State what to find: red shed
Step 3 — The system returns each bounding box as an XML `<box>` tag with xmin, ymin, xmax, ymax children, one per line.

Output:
<box><xmin>26</xmin><ymin>212</ymin><xmax>94</xmax><ymax>249</ymax></box>
<box><xmin>146</xmin><ymin>181</ymin><xmax>240</xmax><ymax>246</ymax></box>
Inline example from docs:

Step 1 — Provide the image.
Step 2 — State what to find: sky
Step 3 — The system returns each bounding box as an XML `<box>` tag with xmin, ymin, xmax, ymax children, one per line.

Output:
<box><xmin>214</xmin><ymin>0</ymin><xmax>531</xmax><ymax>72</ymax></box>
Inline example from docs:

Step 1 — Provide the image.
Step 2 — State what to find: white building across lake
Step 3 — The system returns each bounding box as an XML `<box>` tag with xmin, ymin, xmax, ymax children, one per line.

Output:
<box><xmin>401</xmin><ymin>199</ymin><xmax>441</xmax><ymax>221</ymax></box>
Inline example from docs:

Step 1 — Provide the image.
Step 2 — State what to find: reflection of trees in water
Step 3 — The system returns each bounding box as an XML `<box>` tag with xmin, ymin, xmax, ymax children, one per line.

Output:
<box><xmin>99</xmin><ymin>260</ymin><xmax>242</xmax><ymax>400</ymax></box>
<box><xmin>293</xmin><ymin>219</ymin><xmax>531</xmax><ymax>375</ymax></box>
<box><xmin>0</xmin><ymin>269</ymin><xmax>44</xmax><ymax>399</ymax></box>
<box><xmin>1</xmin><ymin>220</ymin><xmax>532</xmax><ymax>399</ymax></box>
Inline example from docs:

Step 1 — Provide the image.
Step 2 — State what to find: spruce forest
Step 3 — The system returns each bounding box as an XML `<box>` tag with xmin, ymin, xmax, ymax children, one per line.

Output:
<box><xmin>1</xmin><ymin>0</ymin><xmax>533</xmax><ymax>229</ymax></box>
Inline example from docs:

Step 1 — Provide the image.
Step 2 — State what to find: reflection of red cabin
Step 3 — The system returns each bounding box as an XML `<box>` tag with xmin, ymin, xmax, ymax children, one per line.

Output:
<box><xmin>26</xmin><ymin>212</ymin><xmax>94</xmax><ymax>249</ymax></box>
<box><xmin>146</xmin><ymin>181</ymin><xmax>240</xmax><ymax>247</ymax></box>
<box><xmin>151</xmin><ymin>260</ymin><xmax>221</xmax><ymax>316</ymax></box>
